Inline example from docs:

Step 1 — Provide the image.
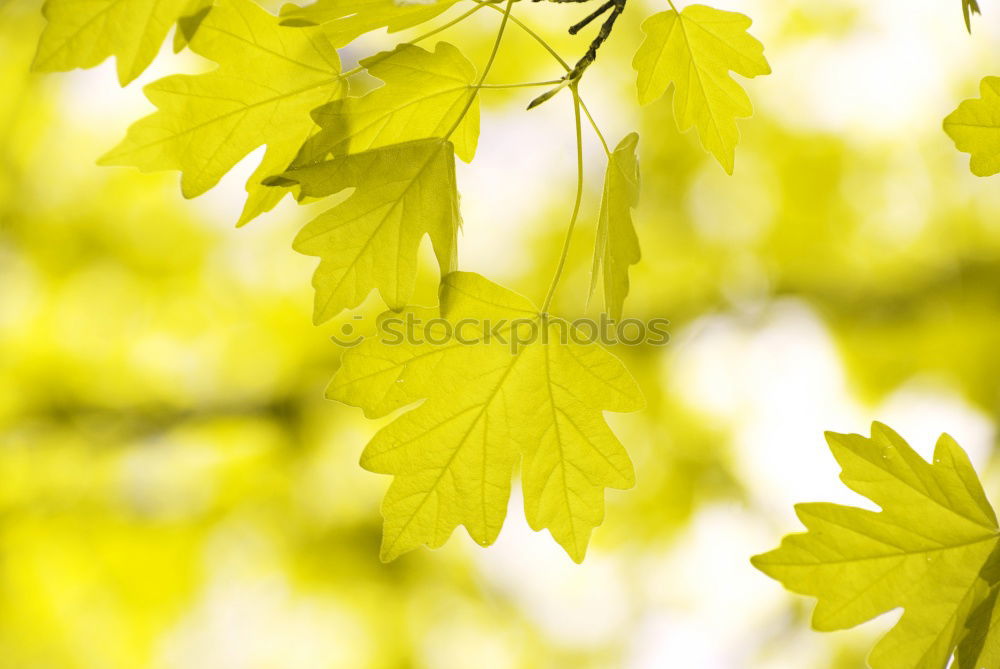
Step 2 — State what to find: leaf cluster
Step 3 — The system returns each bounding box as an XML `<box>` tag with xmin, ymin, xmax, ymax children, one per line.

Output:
<box><xmin>32</xmin><ymin>0</ymin><xmax>771</xmax><ymax>561</ymax></box>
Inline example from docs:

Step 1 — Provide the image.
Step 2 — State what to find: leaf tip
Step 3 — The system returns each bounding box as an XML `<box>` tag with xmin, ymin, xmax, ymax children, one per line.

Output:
<box><xmin>748</xmin><ymin>551</ymin><xmax>769</xmax><ymax>573</ymax></box>
<box><xmin>262</xmin><ymin>174</ymin><xmax>297</xmax><ymax>188</ymax></box>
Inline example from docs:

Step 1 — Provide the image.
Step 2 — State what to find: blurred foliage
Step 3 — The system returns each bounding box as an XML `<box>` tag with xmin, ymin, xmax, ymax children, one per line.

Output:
<box><xmin>3</xmin><ymin>0</ymin><xmax>1000</xmax><ymax>666</ymax></box>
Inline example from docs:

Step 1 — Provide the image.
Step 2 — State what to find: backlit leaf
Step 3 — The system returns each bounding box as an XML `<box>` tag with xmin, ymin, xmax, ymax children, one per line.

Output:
<box><xmin>34</xmin><ymin>0</ymin><xmax>193</xmax><ymax>85</ymax></box>
<box><xmin>633</xmin><ymin>4</ymin><xmax>770</xmax><ymax>174</ymax></box>
<box><xmin>753</xmin><ymin>423</ymin><xmax>1000</xmax><ymax>669</ymax></box>
<box><xmin>954</xmin><ymin>550</ymin><xmax>1000</xmax><ymax>669</ymax></box>
<box><xmin>297</xmin><ymin>41</ymin><xmax>479</xmax><ymax>165</ymax></box>
<box><xmin>944</xmin><ymin>77</ymin><xmax>1000</xmax><ymax>177</ymax></box>
<box><xmin>99</xmin><ymin>0</ymin><xmax>344</xmax><ymax>224</ymax></box>
<box><xmin>278</xmin><ymin>0</ymin><xmax>457</xmax><ymax>39</ymax></box>
<box><xmin>268</xmin><ymin>138</ymin><xmax>460</xmax><ymax>324</ymax></box>
<box><xmin>328</xmin><ymin>272</ymin><xmax>644</xmax><ymax>562</ymax></box>
<box><xmin>591</xmin><ymin>133</ymin><xmax>640</xmax><ymax>321</ymax></box>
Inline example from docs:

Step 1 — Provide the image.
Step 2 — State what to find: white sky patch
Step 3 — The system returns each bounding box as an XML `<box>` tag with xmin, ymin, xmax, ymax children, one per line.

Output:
<box><xmin>474</xmin><ymin>483</ymin><xmax>631</xmax><ymax>648</ymax></box>
<box><xmin>874</xmin><ymin>379</ymin><xmax>995</xmax><ymax>466</ymax></box>
<box><xmin>670</xmin><ymin>300</ymin><xmax>867</xmax><ymax>519</ymax></box>
<box><xmin>456</xmin><ymin>99</ymin><xmax>591</xmax><ymax>281</ymax></box>
<box><xmin>742</xmin><ymin>0</ymin><xmax>1000</xmax><ymax>137</ymax></box>
<box><xmin>622</xmin><ymin>504</ymin><xmax>833</xmax><ymax>669</ymax></box>
<box><xmin>157</xmin><ymin>524</ymin><xmax>372</xmax><ymax>669</ymax></box>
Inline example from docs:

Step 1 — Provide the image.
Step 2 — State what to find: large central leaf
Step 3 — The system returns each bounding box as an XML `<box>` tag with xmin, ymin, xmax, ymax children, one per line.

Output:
<box><xmin>329</xmin><ymin>272</ymin><xmax>645</xmax><ymax>562</ymax></box>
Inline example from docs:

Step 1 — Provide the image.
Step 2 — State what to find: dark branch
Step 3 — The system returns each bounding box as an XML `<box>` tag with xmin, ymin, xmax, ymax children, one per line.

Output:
<box><xmin>567</xmin><ymin>0</ymin><xmax>626</xmax><ymax>81</ymax></box>
<box><xmin>569</xmin><ymin>0</ymin><xmax>614</xmax><ymax>35</ymax></box>
<box><xmin>527</xmin><ymin>0</ymin><xmax>628</xmax><ymax>109</ymax></box>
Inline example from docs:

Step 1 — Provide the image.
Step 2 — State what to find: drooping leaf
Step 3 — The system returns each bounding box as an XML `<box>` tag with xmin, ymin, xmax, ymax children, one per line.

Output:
<box><xmin>632</xmin><ymin>4</ymin><xmax>770</xmax><ymax>174</ymax></box>
<box><xmin>752</xmin><ymin>423</ymin><xmax>1000</xmax><ymax>669</ymax></box>
<box><xmin>278</xmin><ymin>0</ymin><xmax>457</xmax><ymax>39</ymax></box>
<box><xmin>328</xmin><ymin>272</ymin><xmax>644</xmax><ymax>562</ymax></box>
<box><xmin>297</xmin><ymin>41</ymin><xmax>479</xmax><ymax>166</ymax></box>
<box><xmin>591</xmin><ymin>133</ymin><xmax>640</xmax><ymax>321</ymax></box>
<box><xmin>99</xmin><ymin>0</ymin><xmax>344</xmax><ymax>224</ymax></box>
<box><xmin>963</xmin><ymin>0</ymin><xmax>981</xmax><ymax>32</ymax></box>
<box><xmin>33</xmin><ymin>0</ymin><xmax>194</xmax><ymax>85</ymax></box>
<box><xmin>267</xmin><ymin>138</ymin><xmax>460</xmax><ymax>324</ymax></box>
<box><xmin>944</xmin><ymin>77</ymin><xmax>1000</xmax><ymax>177</ymax></box>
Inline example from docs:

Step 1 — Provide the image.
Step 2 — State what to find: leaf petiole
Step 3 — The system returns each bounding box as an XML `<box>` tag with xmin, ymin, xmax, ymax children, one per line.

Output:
<box><xmin>474</xmin><ymin>0</ymin><xmax>611</xmax><ymax>156</ymax></box>
<box><xmin>443</xmin><ymin>0</ymin><xmax>516</xmax><ymax>141</ymax></box>
<box><xmin>541</xmin><ymin>85</ymin><xmax>585</xmax><ymax>313</ymax></box>
<box><xmin>478</xmin><ymin>80</ymin><xmax>565</xmax><ymax>89</ymax></box>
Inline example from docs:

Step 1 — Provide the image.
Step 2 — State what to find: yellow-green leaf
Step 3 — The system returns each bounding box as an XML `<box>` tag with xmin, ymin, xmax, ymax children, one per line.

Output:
<box><xmin>33</xmin><ymin>0</ymin><xmax>193</xmax><ymax>85</ymax></box>
<box><xmin>298</xmin><ymin>41</ymin><xmax>479</xmax><ymax>165</ymax></box>
<box><xmin>278</xmin><ymin>0</ymin><xmax>457</xmax><ymax>39</ymax></box>
<box><xmin>591</xmin><ymin>133</ymin><xmax>640</xmax><ymax>321</ymax></box>
<box><xmin>99</xmin><ymin>0</ymin><xmax>344</xmax><ymax>224</ymax></box>
<box><xmin>171</xmin><ymin>0</ymin><xmax>211</xmax><ymax>54</ymax></box>
<box><xmin>944</xmin><ymin>77</ymin><xmax>1000</xmax><ymax>177</ymax></box>
<box><xmin>329</xmin><ymin>272</ymin><xmax>644</xmax><ymax>562</ymax></box>
<box><xmin>955</xmin><ymin>554</ymin><xmax>1000</xmax><ymax>669</ymax></box>
<box><xmin>753</xmin><ymin>423</ymin><xmax>1000</xmax><ymax>669</ymax></box>
<box><xmin>633</xmin><ymin>4</ymin><xmax>770</xmax><ymax>174</ymax></box>
<box><xmin>270</xmin><ymin>138</ymin><xmax>460</xmax><ymax>324</ymax></box>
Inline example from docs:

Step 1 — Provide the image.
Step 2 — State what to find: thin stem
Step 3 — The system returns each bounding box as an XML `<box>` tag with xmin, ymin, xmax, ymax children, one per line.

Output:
<box><xmin>579</xmin><ymin>100</ymin><xmax>610</xmax><ymax>156</ymax></box>
<box><xmin>479</xmin><ymin>80</ymin><xmax>564</xmax><ymax>89</ymax></box>
<box><xmin>475</xmin><ymin>0</ymin><xmax>571</xmax><ymax>70</ymax></box>
<box><xmin>479</xmin><ymin>1</ymin><xmax>611</xmax><ymax>156</ymax></box>
<box><xmin>444</xmin><ymin>0</ymin><xmax>515</xmax><ymax>141</ymax></box>
<box><xmin>666</xmin><ymin>0</ymin><xmax>678</xmax><ymax>10</ymax></box>
<box><xmin>541</xmin><ymin>86</ymin><xmax>585</xmax><ymax>313</ymax></box>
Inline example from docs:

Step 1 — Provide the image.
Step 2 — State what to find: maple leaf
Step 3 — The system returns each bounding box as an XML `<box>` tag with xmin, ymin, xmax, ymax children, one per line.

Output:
<box><xmin>955</xmin><ymin>551</ymin><xmax>1000</xmax><ymax>669</ymax></box>
<box><xmin>328</xmin><ymin>271</ymin><xmax>644</xmax><ymax>562</ymax></box>
<box><xmin>278</xmin><ymin>0</ymin><xmax>457</xmax><ymax>40</ymax></box>
<box><xmin>267</xmin><ymin>138</ymin><xmax>460</xmax><ymax>324</ymax></box>
<box><xmin>944</xmin><ymin>77</ymin><xmax>1000</xmax><ymax>177</ymax></box>
<box><xmin>591</xmin><ymin>133</ymin><xmax>640</xmax><ymax>321</ymax></box>
<box><xmin>99</xmin><ymin>0</ymin><xmax>344</xmax><ymax>224</ymax></box>
<box><xmin>752</xmin><ymin>423</ymin><xmax>1000</xmax><ymax>669</ymax></box>
<box><xmin>632</xmin><ymin>4</ymin><xmax>770</xmax><ymax>174</ymax></box>
<box><xmin>296</xmin><ymin>42</ymin><xmax>480</xmax><ymax>166</ymax></box>
<box><xmin>33</xmin><ymin>0</ymin><xmax>196</xmax><ymax>85</ymax></box>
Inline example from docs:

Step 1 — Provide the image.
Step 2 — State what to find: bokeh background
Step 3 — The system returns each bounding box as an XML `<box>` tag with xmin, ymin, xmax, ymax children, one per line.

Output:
<box><xmin>2</xmin><ymin>0</ymin><xmax>1000</xmax><ymax>666</ymax></box>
